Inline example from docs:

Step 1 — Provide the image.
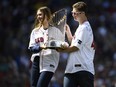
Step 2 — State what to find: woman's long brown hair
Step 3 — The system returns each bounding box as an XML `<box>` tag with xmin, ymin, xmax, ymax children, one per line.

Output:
<box><xmin>33</xmin><ymin>6</ymin><xmax>52</xmax><ymax>29</ymax></box>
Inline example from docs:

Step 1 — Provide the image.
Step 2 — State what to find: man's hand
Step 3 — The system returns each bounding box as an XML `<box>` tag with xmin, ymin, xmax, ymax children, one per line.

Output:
<box><xmin>61</xmin><ymin>42</ymin><xmax>69</xmax><ymax>49</ymax></box>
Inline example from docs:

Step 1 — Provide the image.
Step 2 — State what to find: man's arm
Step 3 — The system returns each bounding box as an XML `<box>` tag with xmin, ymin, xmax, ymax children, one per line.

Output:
<box><xmin>57</xmin><ymin>46</ymin><xmax>79</xmax><ymax>53</ymax></box>
<box><xmin>65</xmin><ymin>24</ymin><xmax>73</xmax><ymax>43</ymax></box>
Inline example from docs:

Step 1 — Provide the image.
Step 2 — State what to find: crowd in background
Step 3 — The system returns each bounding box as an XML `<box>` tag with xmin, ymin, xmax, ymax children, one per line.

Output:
<box><xmin>0</xmin><ymin>0</ymin><xmax>116</xmax><ymax>87</ymax></box>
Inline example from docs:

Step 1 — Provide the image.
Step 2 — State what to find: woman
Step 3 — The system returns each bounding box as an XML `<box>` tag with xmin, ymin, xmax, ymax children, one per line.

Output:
<box><xmin>28</xmin><ymin>6</ymin><xmax>64</xmax><ymax>87</ymax></box>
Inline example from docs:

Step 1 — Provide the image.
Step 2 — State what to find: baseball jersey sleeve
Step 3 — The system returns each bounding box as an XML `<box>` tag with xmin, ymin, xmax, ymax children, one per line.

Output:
<box><xmin>71</xmin><ymin>26</ymin><xmax>87</xmax><ymax>49</ymax></box>
<box><xmin>28</xmin><ymin>30</ymin><xmax>35</xmax><ymax>48</ymax></box>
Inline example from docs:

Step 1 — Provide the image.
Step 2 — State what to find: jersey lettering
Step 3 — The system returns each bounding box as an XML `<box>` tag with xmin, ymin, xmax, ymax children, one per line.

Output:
<box><xmin>35</xmin><ymin>37</ymin><xmax>44</xmax><ymax>43</ymax></box>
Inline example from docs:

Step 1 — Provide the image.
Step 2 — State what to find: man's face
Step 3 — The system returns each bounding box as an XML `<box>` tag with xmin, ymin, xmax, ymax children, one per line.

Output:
<box><xmin>72</xmin><ymin>8</ymin><xmax>82</xmax><ymax>21</ymax></box>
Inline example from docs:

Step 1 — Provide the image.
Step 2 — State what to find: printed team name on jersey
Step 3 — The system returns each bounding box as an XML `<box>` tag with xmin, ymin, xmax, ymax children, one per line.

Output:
<box><xmin>35</xmin><ymin>37</ymin><xmax>44</xmax><ymax>43</ymax></box>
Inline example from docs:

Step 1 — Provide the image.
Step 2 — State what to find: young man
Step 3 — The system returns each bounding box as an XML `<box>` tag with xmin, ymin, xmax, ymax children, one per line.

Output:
<box><xmin>58</xmin><ymin>1</ymin><xmax>95</xmax><ymax>87</ymax></box>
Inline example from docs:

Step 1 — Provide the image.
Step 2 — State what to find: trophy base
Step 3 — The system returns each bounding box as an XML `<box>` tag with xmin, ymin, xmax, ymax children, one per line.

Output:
<box><xmin>40</xmin><ymin>40</ymin><xmax>69</xmax><ymax>49</ymax></box>
<box><xmin>46</xmin><ymin>47</ymin><xmax>60</xmax><ymax>49</ymax></box>
<box><xmin>46</xmin><ymin>40</ymin><xmax>63</xmax><ymax>49</ymax></box>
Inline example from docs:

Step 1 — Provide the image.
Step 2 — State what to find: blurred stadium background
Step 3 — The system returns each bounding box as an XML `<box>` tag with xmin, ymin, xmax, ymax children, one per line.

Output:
<box><xmin>0</xmin><ymin>0</ymin><xmax>116</xmax><ymax>87</ymax></box>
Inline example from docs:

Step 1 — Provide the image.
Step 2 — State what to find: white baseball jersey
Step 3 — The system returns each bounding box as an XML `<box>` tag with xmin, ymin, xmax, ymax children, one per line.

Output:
<box><xmin>65</xmin><ymin>21</ymin><xmax>95</xmax><ymax>75</ymax></box>
<box><xmin>29</xmin><ymin>26</ymin><xmax>64</xmax><ymax>73</ymax></box>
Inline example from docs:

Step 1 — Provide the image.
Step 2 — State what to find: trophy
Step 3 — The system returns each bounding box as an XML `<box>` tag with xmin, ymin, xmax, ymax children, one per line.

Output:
<box><xmin>46</xmin><ymin>8</ymin><xmax>69</xmax><ymax>49</ymax></box>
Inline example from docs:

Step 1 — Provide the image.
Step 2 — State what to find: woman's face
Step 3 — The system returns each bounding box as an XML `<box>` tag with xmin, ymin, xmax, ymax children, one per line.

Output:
<box><xmin>36</xmin><ymin>10</ymin><xmax>44</xmax><ymax>23</ymax></box>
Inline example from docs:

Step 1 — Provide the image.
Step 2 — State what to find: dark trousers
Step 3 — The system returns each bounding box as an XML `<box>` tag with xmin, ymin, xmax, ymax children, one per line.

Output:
<box><xmin>31</xmin><ymin>56</ymin><xmax>40</xmax><ymax>87</ymax></box>
<box><xmin>63</xmin><ymin>71</ymin><xmax>94</xmax><ymax>87</ymax></box>
<box><xmin>37</xmin><ymin>71</ymin><xmax>54</xmax><ymax>87</ymax></box>
<box><xmin>31</xmin><ymin>56</ymin><xmax>54</xmax><ymax>87</ymax></box>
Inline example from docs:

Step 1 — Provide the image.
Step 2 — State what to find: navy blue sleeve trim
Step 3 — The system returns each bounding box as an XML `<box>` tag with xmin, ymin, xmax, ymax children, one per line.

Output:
<box><xmin>29</xmin><ymin>44</ymin><xmax>42</xmax><ymax>53</ymax></box>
